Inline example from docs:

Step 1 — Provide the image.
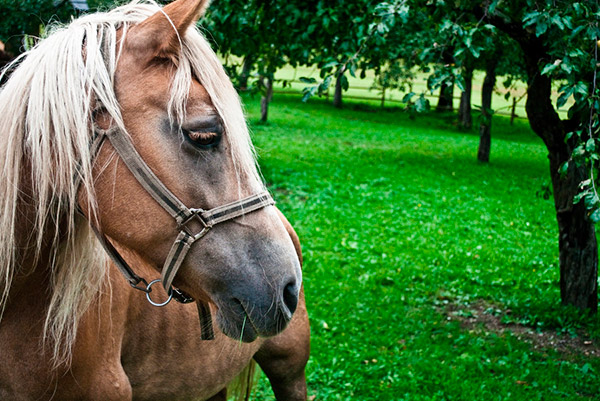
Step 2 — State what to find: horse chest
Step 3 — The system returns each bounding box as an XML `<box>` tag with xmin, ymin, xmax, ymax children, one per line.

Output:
<box><xmin>120</xmin><ymin>303</ymin><xmax>263</xmax><ymax>400</ymax></box>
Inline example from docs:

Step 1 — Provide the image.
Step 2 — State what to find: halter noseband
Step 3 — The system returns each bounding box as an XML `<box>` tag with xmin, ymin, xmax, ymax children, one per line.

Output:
<box><xmin>86</xmin><ymin>125</ymin><xmax>274</xmax><ymax>340</ymax></box>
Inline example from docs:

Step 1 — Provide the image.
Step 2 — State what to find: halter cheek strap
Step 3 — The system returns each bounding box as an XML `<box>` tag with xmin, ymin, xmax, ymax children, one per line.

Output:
<box><xmin>88</xmin><ymin>126</ymin><xmax>274</xmax><ymax>340</ymax></box>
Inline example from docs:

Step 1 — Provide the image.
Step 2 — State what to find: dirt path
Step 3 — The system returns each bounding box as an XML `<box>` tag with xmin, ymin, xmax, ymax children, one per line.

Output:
<box><xmin>443</xmin><ymin>301</ymin><xmax>599</xmax><ymax>359</ymax></box>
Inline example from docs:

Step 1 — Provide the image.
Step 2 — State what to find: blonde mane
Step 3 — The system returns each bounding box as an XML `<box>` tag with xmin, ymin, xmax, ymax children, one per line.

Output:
<box><xmin>0</xmin><ymin>0</ymin><xmax>261</xmax><ymax>365</ymax></box>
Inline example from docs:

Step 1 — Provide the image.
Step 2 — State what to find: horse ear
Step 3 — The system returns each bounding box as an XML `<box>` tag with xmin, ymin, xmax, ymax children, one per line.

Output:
<box><xmin>126</xmin><ymin>0</ymin><xmax>210</xmax><ymax>60</ymax></box>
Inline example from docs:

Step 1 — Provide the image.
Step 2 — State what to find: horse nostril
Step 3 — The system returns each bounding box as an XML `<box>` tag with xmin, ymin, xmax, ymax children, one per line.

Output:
<box><xmin>282</xmin><ymin>281</ymin><xmax>299</xmax><ymax>316</ymax></box>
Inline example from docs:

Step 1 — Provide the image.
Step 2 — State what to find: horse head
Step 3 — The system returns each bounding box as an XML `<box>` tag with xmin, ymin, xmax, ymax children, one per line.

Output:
<box><xmin>82</xmin><ymin>0</ymin><xmax>301</xmax><ymax>342</ymax></box>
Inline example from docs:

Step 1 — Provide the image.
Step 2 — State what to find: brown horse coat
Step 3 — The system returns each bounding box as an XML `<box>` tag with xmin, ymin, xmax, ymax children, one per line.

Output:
<box><xmin>0</xmin><ymin>1</ymin><xmax>310</xmax><ymax>399</ymax></box>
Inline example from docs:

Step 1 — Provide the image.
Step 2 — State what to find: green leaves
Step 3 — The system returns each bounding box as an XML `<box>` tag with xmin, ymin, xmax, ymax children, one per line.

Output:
<box><xmin>299</xmin><ymin>77</ymin><xmax>317</xmax><ymax>84</ymax></box>
<box><xmin>340</xmin><ymin>74</ymin><xmax>349</xmax><ymax>91</ymax></box>
<box><xmin>301</xmin><ymin>73</ymin><xmax>335</xmax><ymax>102</ymax></box>
<box><xmin>585</xmin><ymin>138</ymin><xmax>595</xmax><ymax>153</ymax></box>
<box><xmin>402</xmin><ymin>92</ymin><xmax>430</xmax><ymax>115</ymax></box>
<box><xmin>523</xmin><ymin>8</ymin><xmax>575</xmax><ymax>38</ymax></box>
<box><xmin>540</xmin><ymin>60</ymin><xmax>560</xmax><ymax>77</ymax></box>
<box><xmin>574</xmin><ymin>179</ymin><xmax>600</xmax><ymax>223</ymax></box>
<box><xmin>558</xmin><ymin>161</ymin><xmax>569</xmax><ymax>178</ymax></box>
<box><xmin>557</xmin><ymin>82</ymin><xmax>589</xmax><ymax>109</ymax></box>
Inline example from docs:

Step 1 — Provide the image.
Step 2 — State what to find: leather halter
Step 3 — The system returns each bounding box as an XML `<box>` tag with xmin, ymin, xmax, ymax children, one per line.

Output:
<box><xmin>86</xmin><ymin>125</ymin><xmax>274</xmax><ymax>340</ymax></box>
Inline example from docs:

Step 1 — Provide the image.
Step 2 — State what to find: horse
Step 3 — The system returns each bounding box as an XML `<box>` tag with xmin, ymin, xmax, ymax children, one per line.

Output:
<box><xmin>0</xmin><ymin>0</ymin><xmax>310</xmax><ymax>399</ymax></box>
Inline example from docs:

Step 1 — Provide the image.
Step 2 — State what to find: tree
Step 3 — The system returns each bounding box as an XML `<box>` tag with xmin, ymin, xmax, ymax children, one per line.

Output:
<box><xmin>370</xmin><ymin>60</ymin><xmax>414</xmax><ymax>108</ymax></box>
<box><xmin>407</xmin><ymin>0</ymin><xmax>599</xmax><ymax>311</ymax></box>
<box><xmin>474</xmin><ymin>0</ymin><xmax>600</xmax><ymax>311</ymax></box>
<box><xmin>435</xmin><ymin>50</ymin><xmax>455</xmax><ymax>112</ymax></box>
<box><xmin>477</xmin><ymin>51</ymin><xmax>499</xmax><ymax>162</ymax></box>
<box><xmin>475</xmin><ymin>39</ymin><xmax>526</xmax><ymax>161</ymax></box>
<box><xmin>302</xmin><ymin>1</ymin><xmax>409</xmax><ymax>107</ymax></box>
<box><xmin>0</xmin><ymin>0</ymin><xmax>116</xmax><ymax>54</ymax></box>
<box><xmin>0</xmin><ymin>0</ymin><xmax>72</xmax><ymax>52</ymax></box>
<box><xmin>204</xmin><ymin>0</ymin><xmax>315</xmax><ymax>122</ymax></box>
<box><xmin>458</xmin><ymin>59</ymin><xmax>474</xmax><ymax>129</ymax></box>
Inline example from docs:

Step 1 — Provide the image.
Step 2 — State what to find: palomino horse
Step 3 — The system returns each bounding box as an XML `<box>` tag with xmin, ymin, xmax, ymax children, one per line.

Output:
<box><xmin>0</xmin><ymin>0</ymin><xmax>310</xmax><ymax>399</ymax></box>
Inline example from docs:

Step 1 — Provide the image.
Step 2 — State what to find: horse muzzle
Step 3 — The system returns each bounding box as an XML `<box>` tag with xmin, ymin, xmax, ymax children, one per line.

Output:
<box><xmin>215</xmin><ymin>276</ymin><xmax>301</xmax><ymax>342</ymax></box>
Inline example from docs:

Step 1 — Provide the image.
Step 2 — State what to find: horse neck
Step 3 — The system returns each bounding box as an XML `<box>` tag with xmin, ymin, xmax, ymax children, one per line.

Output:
<box><xmin>8</xmin><ymin>177</ymin><xmax>67</xmax><ymax>307</ymax></box>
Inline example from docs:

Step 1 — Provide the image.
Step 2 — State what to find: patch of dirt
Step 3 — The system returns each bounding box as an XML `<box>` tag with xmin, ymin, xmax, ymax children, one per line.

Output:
<box><xmin>443</xmin><ymin>301</ymin><xmax>599</xmax><ymax>359</ymax></box>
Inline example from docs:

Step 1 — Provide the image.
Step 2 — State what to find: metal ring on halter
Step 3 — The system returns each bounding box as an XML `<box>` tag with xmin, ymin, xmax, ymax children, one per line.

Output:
<box><xmin>145</xmin><ymin>279</ymin><xmax>173</xmax><ymax>307</ymax></box>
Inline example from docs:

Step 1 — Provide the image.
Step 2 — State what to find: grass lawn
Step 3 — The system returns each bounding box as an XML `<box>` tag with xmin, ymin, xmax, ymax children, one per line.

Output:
<box><xmin>240</xmin><ymin>92</ymin><xmax>600</xmax><ymax>400</ymax></box>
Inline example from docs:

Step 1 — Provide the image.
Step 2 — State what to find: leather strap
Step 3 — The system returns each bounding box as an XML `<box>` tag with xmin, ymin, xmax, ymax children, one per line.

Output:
<box><xmin>197</xmin><ymin>301</ymin><xmax>214</xmax><ymax>340</ymax></box>
<box><xmin>99</xmin><ymin>127</ymin><xmax>195</xmax><ymax>225</ymax></box>
<box><xmin>160</xmin><ymin>192</ymin><xmax>274</xmax><ymax>291</ymax></box>
<box><xmin>85</xmin><ymin>124</ymin><xmax>274</xmax><ymax>342</ymax></box>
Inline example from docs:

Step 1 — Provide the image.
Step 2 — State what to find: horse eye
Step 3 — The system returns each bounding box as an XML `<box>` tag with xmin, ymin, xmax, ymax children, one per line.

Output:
<box><xmin>183</xmin><ymin>128</ymin><xmax>222</xmax><ymax>149</ymax></box>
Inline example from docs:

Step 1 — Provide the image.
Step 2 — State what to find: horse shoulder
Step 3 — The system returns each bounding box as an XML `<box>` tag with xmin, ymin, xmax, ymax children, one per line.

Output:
<box><xmin>117</xmin><ymin>263</ymin><xmax>261</xmax><ymax>400</ymax></box>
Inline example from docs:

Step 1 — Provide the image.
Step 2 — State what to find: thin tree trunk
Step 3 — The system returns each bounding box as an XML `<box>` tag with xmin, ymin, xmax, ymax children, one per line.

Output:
<box><xmin>510</xmin><ymin>97</ymin><xmax>517</xmax><ymax>125</ymax></box>
<box><xmin>477</xmin><ymin>57</ymin><xmax>498</xmax><ymax>162</ymax></box>
<box><xmin>458</xmin><ymin>64</ymin><xmax>474</xmax><ymax>129</ymax></box>
<box><xmin>239</xmin><ymin>55</ymin><xmax>253</xmax><ymax>91</ymax></box>
<box><xmin>381</xmin><ymin>87</ymin><xmax>386</xmax><ymax>109</ymax></box>
<box><xmin>436</xmin><ymin>81</ymin><xmax>454</xmax><ymax>112</ymax></box>
<box><xmin>260</xmin><ymin>77</ymin><xmax>273</xmax><ymax>123</ymax></box>
<box><xmin>333</xmin><ymin>72</ymin><xmax>343</xmax><ymax>109</ymax></box>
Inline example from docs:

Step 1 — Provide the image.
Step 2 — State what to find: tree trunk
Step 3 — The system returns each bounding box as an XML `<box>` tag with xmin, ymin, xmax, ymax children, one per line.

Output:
<box><xmin>477</xmin><ymin>57</ymin><xmax>498</xmax><ymax>162</ymax></box>
<box><xmin>436</xmin><ymin>81</ymin><xmax>454</xmax><ymax>112</ymax></box>
<box><xmin>480</xmin><ymin>6</ymin><xmax>599</xmax><ymax>312</ymax></box>
<box><xmin>521</xmin><ymin>38</ymin><xmax>598</xmax><ymax>312</ymax></box>
<box><xmin>458</xmin><ymin>64</ymin><xmax>474</xmax><ymax>129</ymax></box>
<box><xmin>239</xmin><ymin>55</ymin><xmax>253</xmax><ymax>91</ymax></box>
<box><xmin>510</xmin><ymin>97</ymin><xmax>517</xmax><ymax>125</ymax></box>
<box><xmin>552</xmin><ymin>156</ymin><xmax>599</xmax><ymax>311</ymax></box>
<box><xmin>260</xmin><ymin>77</ymin><xmax>273</xmax><ymax>123</ymax></box>
<box><xmin>333</xmin><ymin>72</ymin><xmax>343</xmax><ymax>108</ymax></box>
<box><xmin>381</xmin><ymin>87</ymin><xmax>386</xmax><ymax>109</ymax></box>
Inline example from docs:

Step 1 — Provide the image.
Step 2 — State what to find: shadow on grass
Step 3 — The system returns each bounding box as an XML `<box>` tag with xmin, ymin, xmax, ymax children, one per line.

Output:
<box><xmin>247</xmin><ymin>92</ymin><xmax>544</xmax><ymax>147</ymax></box>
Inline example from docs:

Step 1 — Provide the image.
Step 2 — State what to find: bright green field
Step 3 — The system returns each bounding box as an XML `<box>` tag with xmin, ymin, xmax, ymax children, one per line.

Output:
<box><xmin>241</xmin><ymin>93</ymin><xmax>600</xmax><ymax>400</ymax></box>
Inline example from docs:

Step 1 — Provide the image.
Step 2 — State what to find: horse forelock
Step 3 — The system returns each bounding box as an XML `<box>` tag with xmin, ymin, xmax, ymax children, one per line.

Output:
<box><xmin>0</xmin><ymin>0</ymin><xmax>262</xmax><ymax>367</ymax></box>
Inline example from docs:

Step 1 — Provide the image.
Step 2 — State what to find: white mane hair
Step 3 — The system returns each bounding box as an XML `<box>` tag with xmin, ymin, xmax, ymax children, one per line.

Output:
<box><xmin>0</xmin><ymin>0</ymin><xmax>262</xmax><ymax>365</ymax></box>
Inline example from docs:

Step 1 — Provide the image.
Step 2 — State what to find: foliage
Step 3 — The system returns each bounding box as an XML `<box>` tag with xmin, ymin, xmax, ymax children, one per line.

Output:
<box><xmin>241</xmin><ymin>92</ymin><xmax>600</xmax><ymax>400</ymax></box>
<box><xmin>300</xmin><ymin>0</ymin><xmax>409</xmax><ymax>102</ymax></box>
<box><xmin>394</xmin><ymin>0</ymin><xmax>600</xmax><ymax>310</ymax></box>
<box><xmin>203</xmin><ymin>0</ymin><xmax>313</xmax><ymax>88</ymax></box>
<box><xmin>0</xmin><ymin>0</ymin><xmax>71</xmax><ymax>51</ymax></box>
<box><xmin>528</xmin><ymin>1</ymin><xmax>600</xmax><ymax>221</ymax></box>
<box><xmin>0</xmin><ymin>0</ymin><xmax>119</xmax><ymax>53</ymax></box>
<box><xmin>370</xmin><ymin>60</ymin><xmax>414</xmax><ymax>106</ymax></box>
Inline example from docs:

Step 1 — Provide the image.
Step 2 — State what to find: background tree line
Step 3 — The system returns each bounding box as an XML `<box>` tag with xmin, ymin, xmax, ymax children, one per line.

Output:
<box><xmin>1</xmin><ymin>0</ymin><xmax>599</xmax><ymax>313</ymax></box>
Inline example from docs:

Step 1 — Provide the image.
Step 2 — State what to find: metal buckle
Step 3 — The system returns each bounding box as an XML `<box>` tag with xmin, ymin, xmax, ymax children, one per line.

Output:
<box><xmin>180</xmin><ymin>210</ymin><xmax>211</xmax><ymax>241</ymax></box>
<box><xmin>145</xmin><ymin>279</ymin><xmax>173</xmax><ymax>307</ymax></box>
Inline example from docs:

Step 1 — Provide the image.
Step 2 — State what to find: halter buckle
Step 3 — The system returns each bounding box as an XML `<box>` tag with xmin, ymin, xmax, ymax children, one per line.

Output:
<box><xmin>180</xmin><ymin>210</ymin><xmax>211</xmax><ymax>241</ymax></box>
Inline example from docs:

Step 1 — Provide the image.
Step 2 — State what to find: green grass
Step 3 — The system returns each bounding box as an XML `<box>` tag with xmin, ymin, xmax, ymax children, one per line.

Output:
<box><xmin>241</xmin><ymin>93</ymin><xmax>600</xmax><ymax>400</ymax></box>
